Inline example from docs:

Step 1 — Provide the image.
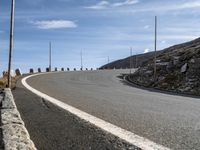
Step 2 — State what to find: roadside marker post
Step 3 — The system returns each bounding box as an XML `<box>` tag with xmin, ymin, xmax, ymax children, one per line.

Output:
<box><xmin>49</xmin><ymin>42</ymin><xmax>52</xmax><ymax>72</ymax></box>
<box><xmin>81</xmin><ymin>50</ymin><xmax>83</xmax><ymax>71</ymax></box>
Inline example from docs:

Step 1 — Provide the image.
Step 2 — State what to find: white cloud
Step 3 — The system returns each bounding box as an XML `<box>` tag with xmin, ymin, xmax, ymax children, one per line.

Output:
<box><xmin>85</xmin><ymin>1</ymin><xmax>110</xmax><ymax>10</ymax></box>
<box><xmin>144</xmin><ymin>48</ymin><xmax>150</xmax><ymax>53</ymax></box>
<box><xmin>161</xmin><ymin>40</ymin><xmax>166</xmax><ymax>44</ymax></box>
<box><xmin>85</xmin><ymin>0</ymin><xmax>139</xmax><ymax>10</ymax></box>
<box><xmin>157</xmin><ymin>1</ymin><xmax>200</xmax><ymax>12</ymax></box>
<box><xmin>160</xmin><ymin>35</ymin><xmax>197</xmax><ymax>40</ymax></box>
<box><xmin>32</xmin><ymin>20</ymin><xmax>77</xmax><ymax>29</ymax></box>
<box><xmin>112</xmin><ymin>0</ymin><xmax>139</xmax><ymax>7</ymax></box>
<box><xmin>144</xmin><ymin>25</ymin><xmax>150</xmax><ymax>29</ymax></box>
<box><xmin>177</xmin><ymin>1</ymin><xmax>200</xmax><ymax>9</ymax></box>
<box><xmin>117</xmin><ymin>0</ymin><xmax>200</xmax><ymax>14</ymax></box>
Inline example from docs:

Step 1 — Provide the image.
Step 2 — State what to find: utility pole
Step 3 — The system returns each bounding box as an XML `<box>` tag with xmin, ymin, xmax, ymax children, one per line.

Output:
<box><xmin>81</xmin><ymin>50</ymin><xmax>83</xmax><ymax>70</ymax></box>
<box><xmin>49</xmin><ymin>42</ymin><xmax>52</xmax><ymax>72</ymax></box>
<box><xmin>7</xmin><ymin>0</ymin><xmax>15</xmax><ymax>88</ymax></box>
<box><xmin>135</xmin><ymin>53</ymin><xmax>138</xmax><ymax>68</ymax></box>
<box><xmin>130</xmin><ymin>47</ymin><xmax>133</xmax><ymax>74</ymax></box>
<box><xmin>154</xmin><ymin>16</ymin><xmax>157</xmax><ymax>81</ymax></box>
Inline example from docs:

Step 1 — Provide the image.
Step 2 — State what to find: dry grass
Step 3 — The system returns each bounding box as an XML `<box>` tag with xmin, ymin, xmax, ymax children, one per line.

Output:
<box><xmin>0</xmin><ymin>76</ymin><xmax>20</xmax><ymax>89</ymax></box>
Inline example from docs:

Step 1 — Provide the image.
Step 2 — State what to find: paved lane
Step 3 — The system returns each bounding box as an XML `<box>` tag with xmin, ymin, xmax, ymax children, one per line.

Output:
<box><xmin>13</xmin><ymin>80</ymin><xmax>138</xmax><ymax>150</ymax></box>
<box><xmin>26</xmin><ymin>70</ymin><xmax>200</xmax><ymax>150</ymax></box>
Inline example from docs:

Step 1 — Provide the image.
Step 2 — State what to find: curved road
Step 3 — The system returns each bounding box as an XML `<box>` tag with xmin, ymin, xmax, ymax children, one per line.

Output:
<box><xmin>26</xmin><ymin>70</ymin><xmax>200</xmax><ymax>150</ymax></box>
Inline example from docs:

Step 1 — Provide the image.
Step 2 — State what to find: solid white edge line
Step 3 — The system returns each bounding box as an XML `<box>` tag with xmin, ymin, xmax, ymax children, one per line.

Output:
<box><xmin>21</xmin><ymin>72</ymin><xmax>170</xmax><ymax>150</ymax></box>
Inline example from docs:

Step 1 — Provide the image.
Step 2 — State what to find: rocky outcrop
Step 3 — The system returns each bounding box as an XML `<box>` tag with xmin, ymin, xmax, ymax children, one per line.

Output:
<box><xmin>129</xmin><ymin>38</ymin><xmax>200</xmax><ymax>96</ymax></box>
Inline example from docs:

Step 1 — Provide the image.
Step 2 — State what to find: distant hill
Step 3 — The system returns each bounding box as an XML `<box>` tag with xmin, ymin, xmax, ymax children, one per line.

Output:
<box><xmin>101</xmin><ymin>37</ymin><xmax>200</xmax><ymax>96</ymax></box>
<box><xmin>100</xmin><ymin>51</ymin><xmax>162</xmax><ymax>70</ymax></box>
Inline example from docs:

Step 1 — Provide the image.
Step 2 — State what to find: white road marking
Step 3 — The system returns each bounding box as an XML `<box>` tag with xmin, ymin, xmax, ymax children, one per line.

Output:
<box><xmin>22</xmin><ymin>73</ymin><xmax>170</xmax><ymax>150</ymax></box>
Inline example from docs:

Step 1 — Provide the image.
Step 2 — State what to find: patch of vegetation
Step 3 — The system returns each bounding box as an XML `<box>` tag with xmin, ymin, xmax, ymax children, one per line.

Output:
<box><xmin>0</xmin><ymin>76</ymin><xmax>19</xmax><ymax>89</ymax></box>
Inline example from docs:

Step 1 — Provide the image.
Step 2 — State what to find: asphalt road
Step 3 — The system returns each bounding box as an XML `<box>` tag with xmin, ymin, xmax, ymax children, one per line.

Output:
<box><xmin>26</xmin><ymin>70</ymin><xmax>200</xmax><ymax>150</ymax></box>
<box><xmin>13</xmin><ymin>77</ymin><xmax>139</xmax><ymax>150</ymax></box>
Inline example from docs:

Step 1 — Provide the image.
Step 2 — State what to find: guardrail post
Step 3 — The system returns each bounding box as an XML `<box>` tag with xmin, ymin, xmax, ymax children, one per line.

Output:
<box><xmin>30</xmin><ymin>69</ymin><xmax>34</xmax><ymax>74</ymax></box>
<box><xmin>38</xmin><ymin>68</ymin><xmax>41</xmax><ymax>73</ymax></box>
<box><xmin>15</xmin><ymin>69</ymin><xmax>21</xmax><ymax>76</ymax></box>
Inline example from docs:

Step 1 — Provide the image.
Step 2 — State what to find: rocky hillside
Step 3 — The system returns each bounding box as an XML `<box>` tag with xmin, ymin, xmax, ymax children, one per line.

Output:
<box><xmin>129</xmin><ymin>37</ymin><xmax>200</xmax><ymax>96</ymax></box>
<box><xmin>100</xmin><ymin>37</ymin><xmax>200</xmax><ymax>95</ymax></box>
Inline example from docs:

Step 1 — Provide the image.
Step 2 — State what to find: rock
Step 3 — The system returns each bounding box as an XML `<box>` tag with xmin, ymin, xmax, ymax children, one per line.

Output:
<box><xmin>179</xmin><ymin>86</ymin><xmax>191</xmax><ymax>92</ymax></box>
<box><xmin>2</xmin><ymin>124</ymin><xmax>36</xmax><ymax>150</ymax></box>
<box><xmin>2</xmin><ymin>89</ymin><xmax>16</xmax><ymax>109</ymax></box>
<box><xmin>188</xmin><ymin>78</ymin><xmax>197</xmax><ymax>82</ymax></box>
<box><xmin>181</xmin><ymin>63</ymin><xmax>188</xmax><ymax>73</ymax></box>
<box><xmin>190</xmin><ymin>59</ymin><xmax>195</xmax><ymax>63</ymax></box>
<box><xmin>1</xmin><ymin>109</ymin><xmax>24</xmax><ymax>125</ymax></box>
<box><xmin>158</xmin><ymin>76</ymin><xmax>165</xmax><ymax>81</ymax></box>
<box><xmin>156</xmin><ymin>62</ymin><xmax>169</xmax><ymax>66</ymax></box>
<box><xmin>161</xmin><ymin>83</ymin><xmax>168</xmax><ymax>88</ymax></box>
<box><xmin>144</xmin><ymin>70</ymin><xmax>153</xmax><ymax>76</ymax></box>
<box><xmin>4</xmin><ymin>140</ymin><xmax>36</xmax><ymax>150</ymax></box>
<box><xmin>173</xmin><ymin>56</ymin><xmax>180</xmax><ymax>65</ymax></box>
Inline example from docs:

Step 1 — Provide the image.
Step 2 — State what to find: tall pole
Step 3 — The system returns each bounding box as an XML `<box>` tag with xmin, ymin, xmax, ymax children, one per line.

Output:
<box><xmin>7</xmin><ymin>0</ymin><xmax>15</xmax><ymax>88</ymax></box>
<box><xmin>49</xmin><ymin>42</ymin><xmax>52</xmax><ymax>72</ymax></box>
<box><xmin>135</xmin><ymin>53</ymin><xmax>138</xmax><ymax>68</ymax></box>
<box><xmin>154</xmin><ymin>16</ymin><xmax>157</xmax><ymax>81</ymax></box>
<box><xmin>130</xmin><ymin>47</ymin><xmax>133</xmax><ymax>74</ymax></box>
<box><xmin>81</xmin><ymin>50</ymin><xmax>83</xmax><ymax>70</ymax></box>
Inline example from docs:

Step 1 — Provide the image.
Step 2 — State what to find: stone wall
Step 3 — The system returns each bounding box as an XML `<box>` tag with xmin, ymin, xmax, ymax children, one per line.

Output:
<box><xmin>1</xmin><ymin>89</ymin><xmax>37</xmax><ymax>150</ymax></box>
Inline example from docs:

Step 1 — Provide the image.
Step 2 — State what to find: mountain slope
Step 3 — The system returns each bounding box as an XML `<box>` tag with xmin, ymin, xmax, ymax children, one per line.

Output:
<box><xmin>101</xmin><ymin>37</ymin><xmax>200</xmax><ymax>95</ymax></box>
<box><xmin>100</xmin><ymin>51</ymin><xmax>162</xmax><ymax>69</ymax></box>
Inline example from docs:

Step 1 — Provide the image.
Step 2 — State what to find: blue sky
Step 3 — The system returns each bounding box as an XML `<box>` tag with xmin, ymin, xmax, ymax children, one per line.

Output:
<box><xmin>0</xmin><ymin>0</ymin><xmax>200</xmax><ymax>73</ymax></box>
